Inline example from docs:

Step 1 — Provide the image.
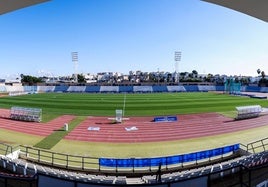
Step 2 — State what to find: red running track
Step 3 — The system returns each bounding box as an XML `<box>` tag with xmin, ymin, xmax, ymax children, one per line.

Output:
<box><xmin>65</xmin><ymin>113</ymin><xmax>268</xmax><ymax>143</ymax></box>
<box><xmin>0</xmin><ymin>108</ymin><xmax>268</xmax><ymax>143</ymax></box>
<box><xmin>0</xmin><ymin>109</ymin><xmax>75</xmax><ymax>136</ymax></box>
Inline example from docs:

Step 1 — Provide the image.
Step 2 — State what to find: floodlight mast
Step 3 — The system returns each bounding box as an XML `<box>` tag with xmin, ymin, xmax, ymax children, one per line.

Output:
<box><xmin>174</xmin><ymin>51</ymin><xmax>181</xmax><ymax>85</ymax></box>
<box><xmin>72</xmin><ymin>52</ymin><xmax>78</xmax><ymax>83</ymax></box>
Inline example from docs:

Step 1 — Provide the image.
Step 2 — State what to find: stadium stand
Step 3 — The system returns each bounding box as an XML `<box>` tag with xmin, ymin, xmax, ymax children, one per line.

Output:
<box><xmin>9</xmin><ymin>92</ymin><xmax>28</xmax><ymax>96</ymax></box>
<box><xmin>85</xmin><ymin>85</ymin><xmax>101</xmax><ymax>93</ymax></box>
<box><xmin>67</xmin><ymin>86</ymin><xmax>86</xmax><ymax>92</ymax></box>
<box><xmin>23</xmin><ymin>86</ymin><xmax>37</xmax><ymax>93</ymax></box>
<box><xmin>37</xmin><ymin>86</ymin><xmax>55</xmax><ymax>93</ymax></box>
<box><xmin>100</xmin><ymin>86</ymin><xmax>119</xmax><ymax>93</ymax></box>
<box><xmin>0</xmin><ymin>141</ymin><xmax>267</xmax><ymax>187</ymax></box>
<box><xmin>184</xmin><ymin>85</ymin><xmax>199</xmax><ymax>92</ymax></box>
<box><xmin>244</xmin><ymin>86</ymin><xmax>261</xmax><ymax>92</ymax></box>
<box><xmin>2</xmin><ymin>85</ymin><xmax>268</xmax><ymax>94</ymax></box>
<box><xmin>215</xmin><ymin>85</ymin><xmax>225</xmax><ymax>91</ymax></box>
<box><xmin>152</xmin><ymin>85</ymin><xmax>168</xmax><ymax>92</ymax></box>
<box><xmin>118</xmin><ymin>86</ymin><xmax>133</xmax><ymax>93</ymax></box>
<box><xmin>53</xmin><ymin>85</ymin><xmax>69</xmax><ymax>92</ymax></box>
<box><xmin>260</xmin><ymin>87</ymin><xmax>268</xmax><ymax>93</ymax></box>
<box><xmin>166</xmin><ymin>85</ymin><xmax>186</xmax><ymax>92</ymax></box>
<box><xmin>198</xmin><ymin>85</ymin><xmax>216</xmax><ymax>92</ymax></box>
<box><xmin>6</xmin><ymin>85</ymin><xmax>29</xmax><ymax>96</ymax></box>
<box><xmin>133</xmin><ymin>86</ymin><xmax>153</xmax><ymax>92</ymax></box>
<box><xmin>0</xmin><ymin>86</ymin><xmax>7</xmax><ymax>92</ymax></box>
<box><xmin>5</xmin><ymin>85</ymin><xmax>24</xmax><ymax>93</ymax></box>
<box><xmin>0</xmin><ymin>136</ymin><xmax>267</xmax><ymax>187</ymax></box>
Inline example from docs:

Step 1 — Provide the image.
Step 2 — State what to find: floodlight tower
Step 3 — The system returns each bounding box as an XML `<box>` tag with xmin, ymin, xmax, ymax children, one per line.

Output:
<box><xmin>72</xmin><ymin>52</ymin><xmax>78</xmax><ymax>83</ymax></box>
<box><xmin>174</xmin><ymin>51</ymin><xmax>181</xmax><ymax>84</ymax></box>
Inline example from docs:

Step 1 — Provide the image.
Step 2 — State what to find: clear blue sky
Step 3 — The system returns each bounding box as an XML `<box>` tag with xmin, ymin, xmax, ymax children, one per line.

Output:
<box><xmin>1</xmin><ymin>0</ymin><xmax>268</xmax><ymax>80</ymax></box>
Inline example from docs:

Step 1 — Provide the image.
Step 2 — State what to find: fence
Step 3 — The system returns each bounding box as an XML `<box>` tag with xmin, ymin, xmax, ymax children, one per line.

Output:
<box><xmin>0</xmin><ymin>143</ymin><xmax>19</xmax><ymax>156</ymax></box>
<box><xmin>19</xmin><ymin>146</ymin><xmax>99</xmax><ymax>172</ymax></box>
<box><xmin>19</xmin><ymin>144</ymin><xmax>240</xmax><ymax>175</ymax></box>
<box><xmin>243</xmin><ymin>137</ymin><xmax>268</xmax><ymax>154</ymax></box>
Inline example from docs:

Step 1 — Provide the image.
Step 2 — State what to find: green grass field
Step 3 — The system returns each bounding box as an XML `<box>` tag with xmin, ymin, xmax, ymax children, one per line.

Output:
<box><xmin>0</xmin><ymin>92</ymin><xmax>267</xmax><ymax>120</ymax></box>
<box><xmin>0</xmin><ymin>92</ymin><xmax>268</xmax><ymax>157</ymax></box>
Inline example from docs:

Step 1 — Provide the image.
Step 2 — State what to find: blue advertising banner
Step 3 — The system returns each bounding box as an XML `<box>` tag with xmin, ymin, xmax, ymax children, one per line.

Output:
<box><xmin>99</xmin><ymin>144</ymin><xmax>240</xmax><ymax>168</ymax></box>
<box><xmin>154</xmin><ymin>116</ymin><xmax>178</xmax><ymax>122</ymax></box>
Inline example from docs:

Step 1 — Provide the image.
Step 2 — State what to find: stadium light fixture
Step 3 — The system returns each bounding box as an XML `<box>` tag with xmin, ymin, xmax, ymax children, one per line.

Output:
<box><xmin>71</xmin><ymin>52</ymin><xmax>78</xmax><ymax>83</ymax></box>
<box><xmin>174</xmin><ymin>51</ymin><xmax>182</xmax><ymax>84</ymax></box>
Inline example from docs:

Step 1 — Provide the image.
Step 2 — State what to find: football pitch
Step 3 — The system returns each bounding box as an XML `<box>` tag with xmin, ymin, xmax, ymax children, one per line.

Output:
<box><xmin>0</xmin><ymin>92</ymin><xmax>268</xmax><ymax>157</ymax></box>
<box><xmin>0</xmin><ymin>92</ymin><xmax>267</xmax><ymax>120</ymax></box>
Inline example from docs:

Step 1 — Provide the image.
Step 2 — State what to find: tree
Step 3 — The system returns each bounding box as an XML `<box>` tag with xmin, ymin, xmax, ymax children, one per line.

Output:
<box><xmin>148</xmin><ymin>73</ymin><xmax>157</xmax><ymax>82</ymax></box>
<box><xmin>77</xmin><ymin>74</ymin><xmax>86</xmax><ymax>83</ymax></box>
<box><xmin>261</xmin><ymin>71</ymin><xmax>265</xmax><ymax>79</ymax></box>
<box><xmin>204</xmin><ymin>73</ymin><xmax>213</xmax><ymax>82</ymax></box>
<box><xmin>192</xmin><ymin>70</ymin><xmax>198</xmax><ymax>78</ymax></box>
<box><xmin>257</xmin><ymin>69</ymin><xmax>261</xmax><ymax>75</ymax></box>
<box><xmin>21</xmin><ymin>75</ymin><xmax>43</xmax><ymax>85</ymax></box>
<box><xmin>180</xmin><ymin>72</ymin><xmax>187</xmax><ymax>81</ymax></box>
<box><xmin>258</xmin><ymin>71</ymin><xmax>267</xmax><ymax>86</ymax></box>
<box><xmin>167</xmin><ymin>73</ymin><xmax>172</xmax><ymax>82</ymax></box>
<box><xmin>240</xmin><ymin>77</ymin><xmax>250</xmax><ymax>86</ymax></box>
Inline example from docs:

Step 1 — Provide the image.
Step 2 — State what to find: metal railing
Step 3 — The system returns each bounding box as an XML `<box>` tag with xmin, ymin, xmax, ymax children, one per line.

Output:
<box><xmin>244</xmin><ymin>137</ymin><xmax>268</xmax><ymax>154</ymax></box>
<box><xmin>0</xmin><ymin>143</ymin><xmax>19</xmax><ymax>156</ymax></box>
<box><xmin>7</xmin><ymin>137</ymin><xmax>268</xmax><ymax>176</ymax></box>
<box><xmin>19</xmin><ymin>144</ymin><xmax>240</xmax><ymax>175</ymax></box>
<box><xmin>20</xmin><ymin>145</ymin><xmax>100</xmax><ymax>172</ymax></box>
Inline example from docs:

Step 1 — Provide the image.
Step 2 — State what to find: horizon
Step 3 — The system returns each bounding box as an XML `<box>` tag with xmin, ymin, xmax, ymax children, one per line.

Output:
<box><xmin>1</xmin><ymin>0</ymin><xmax>268</xmax><ymax>80</ymax></box>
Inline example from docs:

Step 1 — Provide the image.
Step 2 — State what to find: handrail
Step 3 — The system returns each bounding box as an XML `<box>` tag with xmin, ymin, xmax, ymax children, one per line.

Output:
<box><xmin>246</xmin><ymin>137</ymin><xmax>268</xmax><ymax>154</ymax></box>
<box><xmin>5</xmin><ymin>136</ymin><xmax>268</xmax><ymax>176</ymax></box>
<box><xmin>19</xmin><ymin>144</ymin><xmax>240</xmax><ymax>175</ymax></box>
<box><xmin>0</xmin><ymin>142</ymin><xmax>19</xmax><ymax>156</ymax></box>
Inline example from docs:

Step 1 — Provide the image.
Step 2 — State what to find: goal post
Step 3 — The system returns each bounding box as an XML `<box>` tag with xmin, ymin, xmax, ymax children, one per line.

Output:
<box><xmin>115</xmin><ymin>109</ymin><xmax>123</xmax><ymax>123</ymax></box>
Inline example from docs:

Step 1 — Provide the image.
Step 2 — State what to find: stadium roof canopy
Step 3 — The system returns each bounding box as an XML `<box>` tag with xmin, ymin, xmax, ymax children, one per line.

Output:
<box><xmin>0</xmin><ymin>0</ymin><xmax>49</xmax><ymax>15</ymax></box>
<box><xmin>203</xmin><ymin>0</ymin><xmax>268</xmax><ymax>22</ymax></box>
<box><xmin>1</xmin><ymin>0</ymin><xmax>267</xmax><ymax>23</ymax></box>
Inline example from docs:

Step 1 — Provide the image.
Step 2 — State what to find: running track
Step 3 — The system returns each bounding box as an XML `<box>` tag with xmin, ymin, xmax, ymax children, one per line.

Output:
<box><xmin>0</xmin><ymin>109</ymin><xmax>75</xmax><ymax>136</ymax></box>
<box><xmin>0</xmin><ymin>109</ymin><xmax>268</xmax><ymax>143</ymax></box>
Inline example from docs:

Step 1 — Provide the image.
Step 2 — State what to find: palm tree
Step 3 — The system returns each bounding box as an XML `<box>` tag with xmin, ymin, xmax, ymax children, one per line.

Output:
<box><xmin>192</xmin><ymin>70</ymin><xmax>198</xmax><ymax>77</ymax></box>
<box><xmin>257</xmin><ymin>69</ymin><xmax>261</xmax><ymax>75</ymax></box>
<box><xmin>261</xmin><ymin>71</ymin><xmax>265</xmax><ymax>79</ymax></box>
